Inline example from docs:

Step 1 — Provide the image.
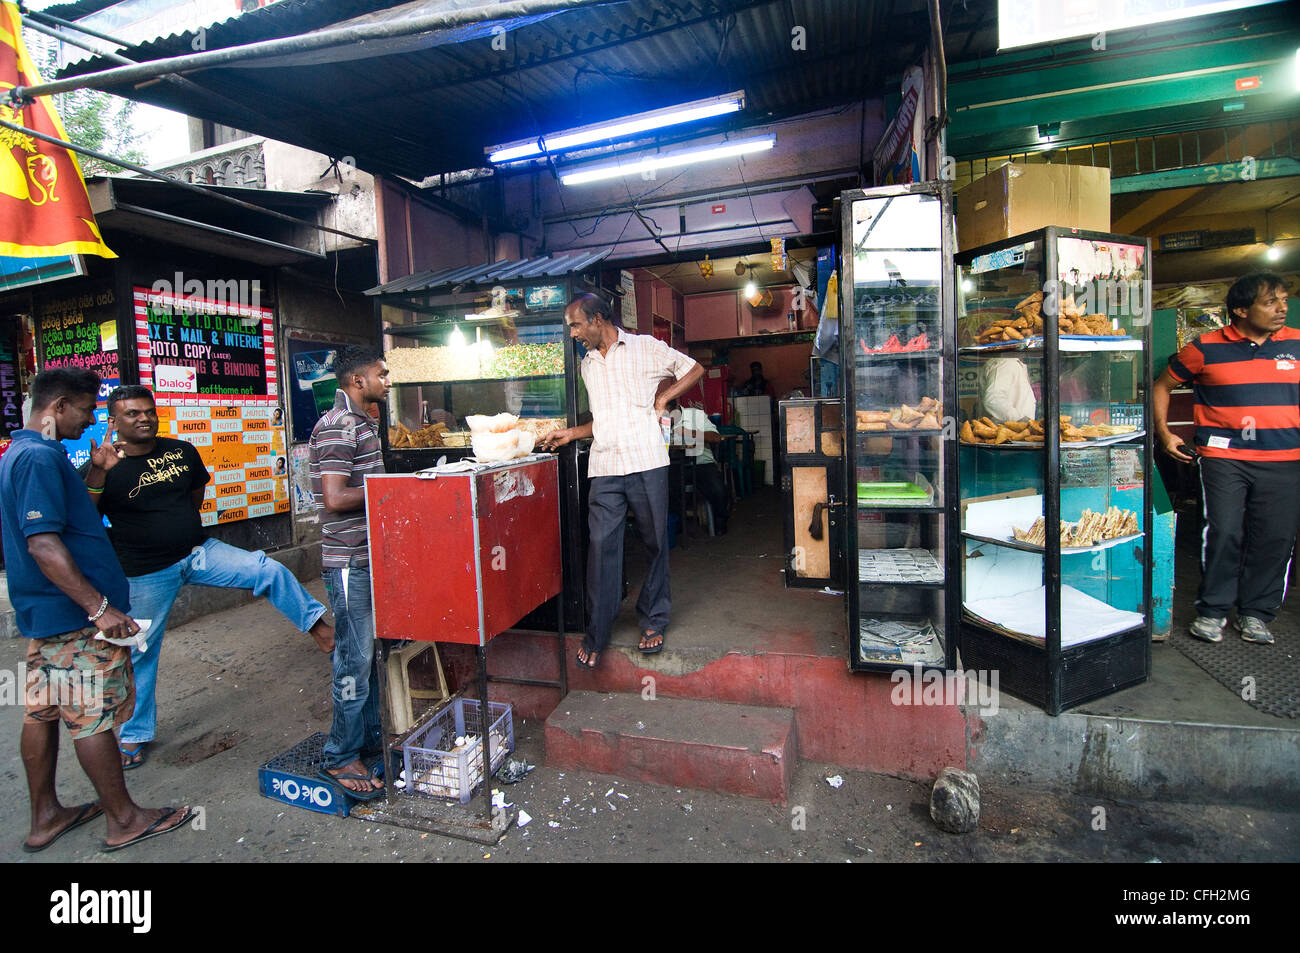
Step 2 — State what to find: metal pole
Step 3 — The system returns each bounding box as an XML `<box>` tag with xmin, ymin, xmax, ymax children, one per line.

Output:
<box><xmin>21</xmin><ymin>12</ymin><xmax>331</xmax><ymax>167</ymax></box>
<box><xmin>21</xmin><ymin>7</ymin><xmax>133</xmax><ymax>47</ymax></box>
<box><xmin>9</xmin><ymin>0</ymin><xmax>625</xmax><ymax>101</ymax></box>
<box><xmin>0</xmin><ymin>115</ymin><xmax>374</xmax><ymax>245</ymax></box>
<box><xmin>477</xmin><ymin>644</ymin><xmax>493</xmax><ymax>825</ymax></box>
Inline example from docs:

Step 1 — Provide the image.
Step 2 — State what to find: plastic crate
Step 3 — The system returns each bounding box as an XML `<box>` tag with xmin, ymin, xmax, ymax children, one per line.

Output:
<box><xmin>258</xmin><ymin>732</ymin><xmax>351</xmax><ymax>817</ymax></box>
<box><xmin>401</xmin><ymin>698</ymin><xmax>514</xmax><ymax>803</ymax></box>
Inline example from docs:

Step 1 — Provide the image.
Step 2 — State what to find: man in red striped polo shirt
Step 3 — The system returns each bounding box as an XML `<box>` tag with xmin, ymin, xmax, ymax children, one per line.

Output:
<box><xmin>1154</xmin><ymin>272</ymin><xmax>1298</xmax><ymax>645</ymax></box>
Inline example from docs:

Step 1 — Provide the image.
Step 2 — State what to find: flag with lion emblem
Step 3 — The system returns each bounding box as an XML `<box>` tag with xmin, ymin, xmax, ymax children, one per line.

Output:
<box><xmin>0</xmin><ymin>1</ymin><xmax>114</xmax><ymax>258</ymax></box>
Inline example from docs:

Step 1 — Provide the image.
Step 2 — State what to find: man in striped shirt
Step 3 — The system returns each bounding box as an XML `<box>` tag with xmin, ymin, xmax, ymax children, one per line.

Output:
<box><xmin>1154</xmin><ymin>272</ymin><xmax>1298</xmax><ymax>645</ymax></box>
<box><xmin>308</xmin><ymin>346</ymin><xmax>389</xmax><ymax>797</ymax></box>
<box><xmin>542</xmin><ymin>294</ymin><xmax>703</xmax><ymax>668</ymax></box>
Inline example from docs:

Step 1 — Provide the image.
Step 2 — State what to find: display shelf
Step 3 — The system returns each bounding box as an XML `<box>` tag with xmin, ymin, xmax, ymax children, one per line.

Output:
<box><xmin>959</xmin><ymin>429</ymin><xmax>1146</xmax><ymax>450</ymax></box>
<box><xmin>962</xmin><ymin>530</ymin><xmax>1144</xmax><ymax>555</ymax></box>
<box><xmin>391</xmin><ymin>374</ymin><xmax>565</xmax><ymax>387</ymax></box>
<box><xmin>855</xmin><ymin>349</ymin><xmax>941</xmax><ymax>362</ymax></box>
<box><xmin>959</xmin><ymin>337</ymin><xmax>1142</xmax><ymax>354</ymax></box>
<box><xmin>842</xmin><ymin>181</ymin><xmax>958</xmax><ymax>673</ymax></box>
<box><xmin>858</xmin><ymin>547</ymin><xmax>944</xmax><ymax>586</ymax></box>
<box><xmin>857</xmin><ymin>614</ymin><xmax>946</xmax><ymax>665</ymax></box>
<box><xmin>955</xmin><ymin>226</ymin><xmax>1152</xmax><ymax>714</ymax></box>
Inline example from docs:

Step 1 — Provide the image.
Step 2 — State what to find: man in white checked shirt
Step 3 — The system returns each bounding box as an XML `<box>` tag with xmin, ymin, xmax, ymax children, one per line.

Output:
<box><xmin>541</xmin><ymin>294</ymin><xmax>703</xmax><ymax>669</ymax></box>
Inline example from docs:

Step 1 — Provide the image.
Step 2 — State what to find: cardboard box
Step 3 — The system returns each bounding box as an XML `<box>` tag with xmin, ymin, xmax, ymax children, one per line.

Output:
<box><xmin>957</xmin><ymin>164</ymin><xmax>1110</xmax><ymax>251</ymax></box>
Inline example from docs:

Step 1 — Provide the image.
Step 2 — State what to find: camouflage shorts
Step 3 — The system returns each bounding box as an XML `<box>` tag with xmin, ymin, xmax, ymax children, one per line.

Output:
<box><xmin>24</xmin><ymin>629</ymin><xmax>135</xmax><ymax>740</ymax></box>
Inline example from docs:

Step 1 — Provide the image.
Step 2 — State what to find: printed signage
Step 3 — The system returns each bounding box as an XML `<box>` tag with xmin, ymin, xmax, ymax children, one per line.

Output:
<box><xmin>134</xmin><ymin>286</ymin><xmax>288</xmax><ymax>525</ymax></box>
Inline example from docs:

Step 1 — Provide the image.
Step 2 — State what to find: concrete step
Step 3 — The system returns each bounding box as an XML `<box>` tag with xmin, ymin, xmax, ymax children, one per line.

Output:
<box><xmin>544</xmin><ymin>690</ymin><xmax>797</xmax><ymax>804</ymax></box>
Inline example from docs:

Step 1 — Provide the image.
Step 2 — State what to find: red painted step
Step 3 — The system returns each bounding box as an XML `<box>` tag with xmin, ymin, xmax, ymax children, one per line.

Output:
<box><xmin>544</xmin><ymin>691</ymin><xmax>797</xmax><ymax>804</ymax></box>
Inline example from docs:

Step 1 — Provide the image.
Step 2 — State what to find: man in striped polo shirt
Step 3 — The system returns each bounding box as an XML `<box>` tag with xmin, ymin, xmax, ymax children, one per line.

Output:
<box><xmin>541</xmin><ymin>294</ymin><xmax>703</xmax><ymax>668</ymax></box>
<box><xmin>1154</xmin><ymin>272</ymin><xmax>1298</xmax><ymax>645</ymax></box>
<box><xmin>308</xmin><ymin>346</ymin><xmax>389</xmax><ymax>797</ymax></box>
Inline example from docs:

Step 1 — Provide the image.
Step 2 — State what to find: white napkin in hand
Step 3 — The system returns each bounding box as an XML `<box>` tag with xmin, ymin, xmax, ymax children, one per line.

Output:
<box><xmin>94</xmin><ymin>618</ymin><xmax>151</xmax><ymax>653</ymax></box>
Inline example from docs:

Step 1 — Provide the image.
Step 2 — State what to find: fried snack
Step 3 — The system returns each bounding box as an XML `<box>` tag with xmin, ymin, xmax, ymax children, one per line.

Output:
<box><xmin>1014</xmin><ymin>291</ymin><xmax>1044</xmax><ymax>311</ymax></box>
<box><xmin>960</xmin><ymin>420</ymin><xmax>976</xmax><ymax>443</ymax></box>
<box><xmin>1002</xmin><ymin>419</ymin><xmax>1030</xmax><ymax>433</ymax></box>
<box><xmin>972</xmin><ymin>420</ymin><xmax>998</xmax><ymax>439</ymax></box>
<box><xmin>917</xmin><ymin>412</ymin><xmax>942</xmax><ymax>431</ymax></box>
<box><xmin>993</xmin><ymin>425</ymin><xmax>1016</xmax><ymax>445</ymax></box>
<box><xmin>1028</xmin><ymin>420</ymin><xmax>1044</xmax><ymax>435</ymax></box>
<box><xmin>861</xmin><ymin>421</ymin><xmax>888</xmax><ymax>432</ymax></box>
<box><xmin>888</xmin><ymin>414</ymin><xmax>919</xmax><ymax>431</ymax></box>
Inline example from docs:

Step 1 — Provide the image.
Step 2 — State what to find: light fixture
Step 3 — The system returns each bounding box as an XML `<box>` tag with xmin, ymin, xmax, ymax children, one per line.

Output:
<box><xmin>559</xmin><ymin>134</ymin><xmax>776</xmax><ymax>186</ymax></box>
<box><xmin>961</xmin><ymin>278</ymin><xmax>974</xmax><ymax>293</ymax></box>
<box><xmin>1037</xmin><ymin>122</ymin><xmax>1060</xmax><ymax>140</ymax></box>
<box><xmin>1266</xmin><ymin>244</ymin><xmax>1282</xmax><ymax>262</ymax></box>
<box><xmin>448</xmin><ymin>325</ymin><xmax>466</xmax><ymax>348</ymax></box>
<box><xmin>744</xmin><ymin>278</ymin><xmax>758</xmax><ymax>298</ymax></box>
<box><xmin>487</xmin><ymin>91</ymin><xmax>746</xmax><ymax>163</ymax></box>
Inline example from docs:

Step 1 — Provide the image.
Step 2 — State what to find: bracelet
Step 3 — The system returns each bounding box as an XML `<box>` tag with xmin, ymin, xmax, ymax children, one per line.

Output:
<box><xmin>87</xmin><ymin>596</ymin><xmax>109</xmax><ymax>623</ymax></box>
<box><xmin>87</xmin><ymin>486</ymin><xmax>104</xmax><ymax>494</ymax></box>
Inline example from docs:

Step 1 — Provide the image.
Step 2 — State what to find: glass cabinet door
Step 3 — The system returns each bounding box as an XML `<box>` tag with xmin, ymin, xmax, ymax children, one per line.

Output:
<box><xmin>844</xmin><ymin>184</ymin><xmax>956</xmax><ymax>671</ymax></box>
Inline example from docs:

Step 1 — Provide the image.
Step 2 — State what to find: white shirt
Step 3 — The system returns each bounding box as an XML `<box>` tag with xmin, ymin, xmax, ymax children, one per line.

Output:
<box><xmin>674</xmin><ymin>406</ymin><xmax>719</xmax><ymax>466</ymax></box>
<box><xmin>581</xmin><ymin>328</ymin><xmax>698</xmax><ymax>477</ymax></box>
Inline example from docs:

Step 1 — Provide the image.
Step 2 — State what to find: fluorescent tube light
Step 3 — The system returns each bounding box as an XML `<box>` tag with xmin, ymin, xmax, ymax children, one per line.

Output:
<box><xmin>488</xmin><ymin>92</ymin><xmax>745</xmax><ymax>163</ymax></box>
<box><xmin>560</xmin><ymin>134</ymin><xmax>776</xmax><ymax>186</ymax></box>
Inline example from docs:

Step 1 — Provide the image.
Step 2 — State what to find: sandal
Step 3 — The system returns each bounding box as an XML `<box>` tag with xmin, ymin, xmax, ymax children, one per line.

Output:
<box><xmin>101</xmin><ymin>806</ymin><xmax>194</xmax><ymax>853</ymax></box>
<box><xmin>317</xmin><ymin>766</ymin><xmax>385</xmax><ymax>801</ymax></box>
<box><xmin>638</xmin><ymin>628</ymin><xmax>665</xmax><ymax>655</ymax></box>
<box><xmin>22</xmin><ymin>802</ymin><xmax>103</xmax><ymax>853</ymax></box>
<box><xmin>119</xmin><ymin>743</ymin><xmax>147</xmax><ymax>770</ymax></box>
<box><xmin>575</xmin><ymin>645</ymin><xmax>600</xmax><ymax>670</ymax></box>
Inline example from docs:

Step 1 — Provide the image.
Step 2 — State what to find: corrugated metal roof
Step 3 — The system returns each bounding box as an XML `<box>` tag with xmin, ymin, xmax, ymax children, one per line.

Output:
<box><xmin>366</xmin><ymin>247</ymin><xmax>611</xmax><ymax>295</ymax></box>
<box><xmin>53</xmin><ymin>0</ymin><xmax>999</xmax><ymax>180</ymax></box>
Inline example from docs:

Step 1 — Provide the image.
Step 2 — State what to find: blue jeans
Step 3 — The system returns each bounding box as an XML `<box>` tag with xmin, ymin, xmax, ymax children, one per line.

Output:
<box><xmin>322</xmin><ymin>560</ymin><xmax>381</xmax><ymax>769</ymax></box>
<box><xmin>119</xmin><ymin>538</ymin><xmax>328</xmax><ymax>745</ymax></box>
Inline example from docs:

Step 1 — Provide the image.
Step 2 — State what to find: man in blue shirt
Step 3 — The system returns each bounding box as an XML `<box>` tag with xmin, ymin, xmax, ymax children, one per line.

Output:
<box><xmin>0</xmin><ymin>368</ymin><xmax>192</xmax><ymax>852</ymax></box>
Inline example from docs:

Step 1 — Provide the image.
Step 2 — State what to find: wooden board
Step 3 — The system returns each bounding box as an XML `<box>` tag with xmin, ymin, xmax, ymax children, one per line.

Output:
<box><xmin>785</xmin><ymin>405</ymin><xmax>816</xmax><ymax>455</ymax></box>
<box><xmin>792</xmin><ymin>466</ymin><xmax>830</xmax><ymax>578</ymax></box>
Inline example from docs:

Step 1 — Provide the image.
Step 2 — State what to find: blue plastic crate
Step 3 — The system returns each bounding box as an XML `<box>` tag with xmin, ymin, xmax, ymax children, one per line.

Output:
<box><xmin>258</xmin><ymin>732</ymin><xmax>352</xmax><ymax>817</ymax></box>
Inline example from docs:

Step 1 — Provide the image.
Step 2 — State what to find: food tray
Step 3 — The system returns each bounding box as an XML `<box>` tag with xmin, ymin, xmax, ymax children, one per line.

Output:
<box><xmin>858</xmin><ymin>548</ymin><xmax>944</xmax><ymax>584</ymax></box>
<box><xmin>857</xmin><ymin>481</ymin><xmax>930</xmax><ymax>501</ymax></box>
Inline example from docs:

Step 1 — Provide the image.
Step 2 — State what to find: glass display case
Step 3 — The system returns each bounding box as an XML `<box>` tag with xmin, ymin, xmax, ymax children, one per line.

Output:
<box><xmin>841</xmin><ymin>182</ymin><xmax>959</xmax><ymax>672</ymax></box>
<box><xmin>955</xmin><ymin>228</ymin><xmax>1153</xmax><ymax>714</ymax></box>
<box><xmin>372</xmin><ymin>267</ymin><xmax>602</xmax><ymax>629</ymax></box>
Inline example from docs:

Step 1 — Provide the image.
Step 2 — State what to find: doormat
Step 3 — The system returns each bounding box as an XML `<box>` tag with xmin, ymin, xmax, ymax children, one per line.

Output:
<box><xmin>1170</xmin><ymin>627</ymin><xmax>1300</xmax><ymax>719</ymax></box>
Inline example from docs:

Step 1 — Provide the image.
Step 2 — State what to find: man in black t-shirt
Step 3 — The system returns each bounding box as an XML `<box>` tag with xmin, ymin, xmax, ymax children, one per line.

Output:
<box><xmin>87</xmin><ymin>386</ymin><xmax>335</xmax><ymax>770</ymax></box>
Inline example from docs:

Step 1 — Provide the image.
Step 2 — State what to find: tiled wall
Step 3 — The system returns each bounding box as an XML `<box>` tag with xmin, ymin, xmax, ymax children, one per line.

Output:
<box><xmin>732</xmin><ymin>395</ymin><xmax>774</xmax><ymax>485</ymax></box>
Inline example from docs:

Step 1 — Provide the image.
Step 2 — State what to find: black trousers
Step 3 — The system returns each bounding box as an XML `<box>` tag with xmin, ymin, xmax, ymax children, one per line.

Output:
<box><xmin>1197</xmin><ymin>457</ymin><xmax>1300</xmax><ymax>623</ymax></box>
<box><xmin>693</xmin><ymin>461</ymin><xmax>730</xmax><ymax>532</ymax></box>
<box><xmin>585</xmin><ymin>466</ymin><xmax>670</xmax><ymax>652</ymax></box>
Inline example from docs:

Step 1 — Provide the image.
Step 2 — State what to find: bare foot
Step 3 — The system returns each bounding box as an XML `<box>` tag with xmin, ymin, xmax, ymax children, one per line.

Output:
<box><xmin>309</xmin><ymin>619</ymin><xmax>335</xmax><ymax>653</ymax></box>
<box><xmin>576</xmin><ymin>646</ymin><xmax>600</xmax><ymax>669</ymax></box>
<box><xmin>639</xmin><ymin>629</ymin><xmax>664</xmax><ymax>652</ymax></box>
<box><xmin>324</xmin><ymin>759</ymin><xmax>383</xmax><ymax>794</ymax></box>
<box><xmin>104</xmin><ymin>805</ymin><xmax>193</xmax><ymax>850</ymax></box>
<box><xmin>25</xmin><ymin>802</ymin><xmax>102</xmax><ymax>851</ymax></box>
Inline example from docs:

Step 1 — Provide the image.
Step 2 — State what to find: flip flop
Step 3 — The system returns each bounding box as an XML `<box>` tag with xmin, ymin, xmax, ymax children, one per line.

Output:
<box><xmin>575</xmin><ymin>646</ymin><xmax>600</xmax><ymax>669</ymax></box>
<box><xmin>120</xmin><ymin>743</ymin><xmax>147</xmax><ymax>770</ymax></box>
<box><xmin>638</xmin><ymin>629</ymin><xmax>666</xmax><ymax>655</ymax></box>
<box><xmin>22</xmin><ymin>802</ymin><xmax>103</xmax><ymax>853</ymax></box>
<box><xmin>317</xmin><ymin>766</ymin><xmax>385</xmax><ymax>801</ymax></box>
<box><xmin>100</xmin><ymin>806</ymin><xmax>194</xmax><ymax>853</ymax></box>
